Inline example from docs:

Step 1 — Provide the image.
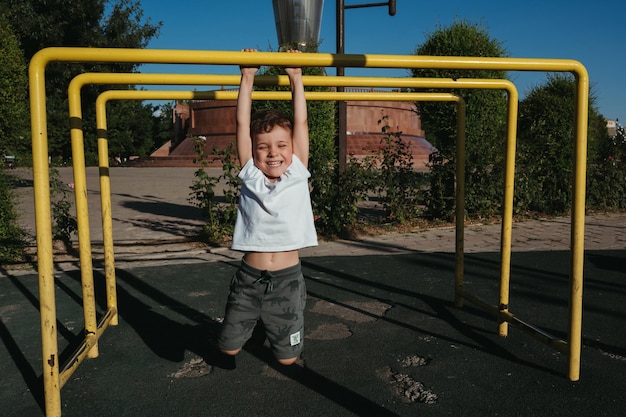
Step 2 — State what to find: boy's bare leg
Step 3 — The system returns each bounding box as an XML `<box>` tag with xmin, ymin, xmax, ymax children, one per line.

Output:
<box><xmin>277</xmin><ymin>357</ymin><xmax>298</xmax><ymax>366</ymax></box>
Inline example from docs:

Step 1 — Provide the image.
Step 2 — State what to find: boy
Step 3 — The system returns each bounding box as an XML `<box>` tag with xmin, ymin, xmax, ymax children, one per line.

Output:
<box><xmin>217</xmin><ymin>50</ymin><xmax>318</xmax><ymax>366</ymax></box>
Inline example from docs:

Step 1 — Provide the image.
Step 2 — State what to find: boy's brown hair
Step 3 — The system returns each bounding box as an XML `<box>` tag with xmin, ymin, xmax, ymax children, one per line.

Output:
<box><xmin>250</xmin><ymin>109</ymin><xmax>292</xmax><ymax>137</ymax></box>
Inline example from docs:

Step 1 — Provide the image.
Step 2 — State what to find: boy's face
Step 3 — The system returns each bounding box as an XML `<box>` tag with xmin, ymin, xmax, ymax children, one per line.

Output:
<box><xmin>253</xmin><ymin>125</ymin><xmax>293</xmax><ymax>181</ymax></box>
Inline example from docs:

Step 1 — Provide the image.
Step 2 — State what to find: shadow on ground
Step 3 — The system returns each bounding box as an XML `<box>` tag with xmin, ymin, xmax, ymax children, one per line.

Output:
<box><xmin>1</xmin><ymin>249</ymin><xmax>625</xmax><ymax>416</ymax></box>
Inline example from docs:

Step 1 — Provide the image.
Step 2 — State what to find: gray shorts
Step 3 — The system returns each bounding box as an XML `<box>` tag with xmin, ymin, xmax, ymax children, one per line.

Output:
<box><xmin>218</xmin><ymin>260</ymin><xmax>306</xmax><ymax>360</ymax></box>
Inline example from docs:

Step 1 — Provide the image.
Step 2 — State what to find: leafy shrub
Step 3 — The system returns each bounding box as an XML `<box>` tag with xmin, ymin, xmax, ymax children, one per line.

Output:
<box><xmin>0</xmin><ymin>169</ymin><xmax>28</xmax><ymax>263</ymax></box>
<box><xmin>587</xmin><ymin>158</ymin><xmax>626</xmax><ymax>209</ymax></box>
<box><xmin>49</xmin><ymin>168</ymin><xmax>78</xmax><ymax>249</ymax></box>
<box><xmin>188</xmin><ymin>138</ymin><xmax>240</xmax><ymax>244</ymax></box>
<box><xmin>423</xmin><ymin>150</ymin><xmax>456</xmax><ymax>221</ymax></box>
<box><xmin>371</xmin><ymin>114</ymin><xmax>424</xmax><ymax>223</ymax></box>
<box><xmin>516</xmin><ymin>74</ymin><xmax>607</xmax><ymax>215</ymax></box>
<box><xmin>311</xmin><ymin>157</ymin><xmax>374</xmax><ymax>238</ymax></box>
<box><xmin>412</xmin><ymin>21</ymin><xmax>509</xmax><ymax>221</ymax></box>
<box><xmin>587</xmin><ymin>120</ymin><xmax>626</xmax><ymax>209</ymax></box>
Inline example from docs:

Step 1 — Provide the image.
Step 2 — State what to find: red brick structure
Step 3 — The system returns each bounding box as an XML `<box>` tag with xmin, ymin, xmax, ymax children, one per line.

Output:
<box><xmin>343</xmin><ymin>100</ymin><xmax>434</xmax><ymax>171</ymax></box>
<box><xmin>140</xmin><ymin>97</ymin><xmax>435</xmax><ymax>170</ymax></box>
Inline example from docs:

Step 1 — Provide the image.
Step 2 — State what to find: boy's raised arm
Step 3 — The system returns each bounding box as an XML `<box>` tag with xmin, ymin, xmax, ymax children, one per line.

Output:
<box><xmin>236</xmin><ymin>50</ymin><xmax>259</xmax><ymax>167</ymax></box>
<box><xmin>285</xmin><ymin>53</ymin><xmax>309</xmax><ymax>167</ymax></box>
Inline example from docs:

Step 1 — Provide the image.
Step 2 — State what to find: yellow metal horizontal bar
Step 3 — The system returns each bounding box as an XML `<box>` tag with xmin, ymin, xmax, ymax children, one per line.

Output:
<box><xmin>33</xmin><ymin>47</ymin><xmax>587</xmax><ymax>75</ymax></box>
<box><xmin>58</xmin><ymin>308</ymin><xmax>117</xmax><ymax>387</ymax></box>
<box><xmin>458</xmin><ymin>289</ymin><xmax>569</xmax><ymax>354</ymax></box>
<box><xmin>73</xmin><ymin>72</ymin><xmax>517</xmax><ymax>91</ymax></box>
<box><xmin>98</xmin><ymin>89</ymin><xmax>463</xmax><ymax>102</ymax></box>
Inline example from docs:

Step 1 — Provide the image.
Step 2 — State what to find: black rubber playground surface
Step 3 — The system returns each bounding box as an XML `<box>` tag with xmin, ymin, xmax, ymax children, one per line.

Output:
<box><xmin>1</xmin><ymin>248</ymin><xmax>625</xmax><ymax>416</ymax></box>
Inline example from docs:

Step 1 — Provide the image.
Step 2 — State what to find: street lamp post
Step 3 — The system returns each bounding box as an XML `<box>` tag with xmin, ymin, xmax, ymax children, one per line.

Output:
<box><xmin>273</xmin><ymin>0</ymin><xmax>325</xmax><ymax>51</ymax></box>
<box><xmin>273</xmin><ymin>0</ymin><xmax>396</xmax><ymax>172</ymax></box>
<box><xmin>336</xmin><ymin>0</ymin><xmax>396</xmax><ymax>172</ymax></box>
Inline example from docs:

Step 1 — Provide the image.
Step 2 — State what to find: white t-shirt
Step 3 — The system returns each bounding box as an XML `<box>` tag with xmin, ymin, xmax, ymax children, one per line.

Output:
<box><xmin>231</xmin><ymin>154</ymin><xmax>318</xmax><ymax>252</ymax></box>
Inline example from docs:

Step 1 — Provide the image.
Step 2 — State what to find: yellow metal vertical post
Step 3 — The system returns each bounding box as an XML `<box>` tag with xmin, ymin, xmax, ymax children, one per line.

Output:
<box><xmin>568</xmin><ymin>68</ymin><xmax>590</xmax><ymax>381</ymax></box>
<box><xmin>94</xmin><ymin>98</ymin><xmax>118</xmax><ymax>325</ymax></box>
<box><xmin>497</xmin><ymin>88</ymin><xmax>520</xmax><ymax>336</ymax></box>
<box><xmin>28</xmin><ymin>48</ymin><xmax>62</xmax><ymax>417</ymax></box>
<box><xmin>67</xmin><ymin>81</ymin><xmax>99</xmax><ymax>357</ymax></box>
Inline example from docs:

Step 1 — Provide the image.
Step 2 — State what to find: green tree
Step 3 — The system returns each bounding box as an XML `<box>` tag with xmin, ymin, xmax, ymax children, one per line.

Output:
<box><xmin>0</xmin><ymin>171</ymin><xmax>28</xmax><ymax>263</ymax></box>
<box><xmin>0</xmin><ymin>16</ymin><xmax>29</xmax><ymax>261</ymax></box>
<box><xmin>88</xmin><ymin>98</ymin><xmax>157</xmax><ymax>163</ymax></box>
<box><xmin>411</xmin><ymin>20</ymin><xmax>509</xmax><ymax>220</ymax></box>
<box><xmin>0</xmin><ymin>13</ymin><xmax>30</xmax><ymax>160</ymax></box>
<box><xmin>517</xmin><ymin>74</ymin><xmax>607</xmax><ymax>214</ymax></box>
<box><xmin>3</xmin><ymin>0</ymin><xmax>162</xmax><ymax>163</ymax></box>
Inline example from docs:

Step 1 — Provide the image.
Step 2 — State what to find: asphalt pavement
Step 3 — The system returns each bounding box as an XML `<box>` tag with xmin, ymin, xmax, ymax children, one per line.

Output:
<box><xmin>1</xmin><ymin>166</ymin><xmax>625</xmax><ymax>416</ymax></box>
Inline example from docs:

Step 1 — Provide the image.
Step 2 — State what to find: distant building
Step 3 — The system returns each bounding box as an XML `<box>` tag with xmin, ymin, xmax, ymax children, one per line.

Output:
<box><xmin>607</xmin><ymin>119</ymin><xmax>617</xmax><ymax>137</ymax></box>
<box><xmin>145</xmin><ymin>93</ymin><xmax>436</xmax><ymax>171</ymax></box>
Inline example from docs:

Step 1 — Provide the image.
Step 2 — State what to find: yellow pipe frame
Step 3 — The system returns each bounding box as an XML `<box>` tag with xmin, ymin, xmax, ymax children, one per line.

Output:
<box><xmin>74</xmin><ymin>71</ymin><xmax>575</xmax><ymax>375</ymax></box>
<box><xmin>59</xmin><ymin>86</ymin><xmax>464</xmax><ymax>395</ymax></box>
<box><xmin>71</xmin><ymin>71</ymin><xmax>518</xmax><ymax>323</ymax></box>
<box><xmin>28</xmin><ymin>48</ymin><xmax>588</xmax><ymax>416</ymax></box>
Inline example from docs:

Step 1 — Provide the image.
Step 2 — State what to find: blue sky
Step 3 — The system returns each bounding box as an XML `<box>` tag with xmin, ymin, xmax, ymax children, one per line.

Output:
<box><xmin>138</xmin><ymin>0</ymin><xmax>625</xmax><ymax>122</ymax></box>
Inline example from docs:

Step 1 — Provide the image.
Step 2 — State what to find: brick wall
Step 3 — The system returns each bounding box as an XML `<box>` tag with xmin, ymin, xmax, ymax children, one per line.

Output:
<box><xmin>147</xmin><ymin>98</ymin><xmax>434</xmax><ymax>169</ymax></box>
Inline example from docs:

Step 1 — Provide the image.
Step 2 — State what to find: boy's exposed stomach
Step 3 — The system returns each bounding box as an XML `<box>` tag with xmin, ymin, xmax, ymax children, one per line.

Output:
<box><xmin>243</xmin><ymin>250</ymin><xmax>300</xmax><ymax>271</ymax></box>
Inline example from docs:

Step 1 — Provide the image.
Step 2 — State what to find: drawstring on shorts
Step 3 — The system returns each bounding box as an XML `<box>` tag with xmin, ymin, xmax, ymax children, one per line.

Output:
<box><xmin>254</xmin><ymin>270</ymin><xmax>274</xmax><ymax>293</ymax></box>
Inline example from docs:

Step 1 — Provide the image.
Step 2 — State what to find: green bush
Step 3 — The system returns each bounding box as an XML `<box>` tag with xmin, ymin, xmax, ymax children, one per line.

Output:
<box><xmin>0</xmin><ymin>13</ymin><xmax>30</xmax><ymax>162</ymax></box>
<box><xmin>371</xmin><ymin>114</ymin><xmax>424</xmax><ymax>224</ymax></box>
<box><xmin>311</xmin><ymin>157</ymin><xmax>374</xmax><ymax>238</ymax></box>
<box><xmin>423</xmin><ymin>151</ymin><xmax>456</xmax><ymax>221</ymax></box>
<box><xmin>0</xmin><ymin>170</ymin><xmax>28</xmax><ymax>263</ymax></box>
<box><xmin>587</xmin><ymin>120</ymin><xmax>626</xmax><ymax>209</ymax></box>
<box><xmin>587</xmin><ymin>159</ymin><xmax>626</xmax><ymax>209</ymax></box>
<box><xmin>188</xmin><ymin>138</ymin><xmax>240</xmax><ymax>245</ymax></box>
<box><xmin>314</xmin><ymin>115</ymin><xmax>428</xmax><ymax>235</ymax></box>
<box><xmin>412</xmin><ymin>20</ymin><xmax>509</xmax><ymax>221</ymax></box>
<box><xmin>516</xmin><ymin>74</ymin><xmax>607</xmax><ymax>215</ymax></box>
<box><xmin>49</xmin><ymin>168</ymin><xmax>78</xmax><ymax>248</ymax></box>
